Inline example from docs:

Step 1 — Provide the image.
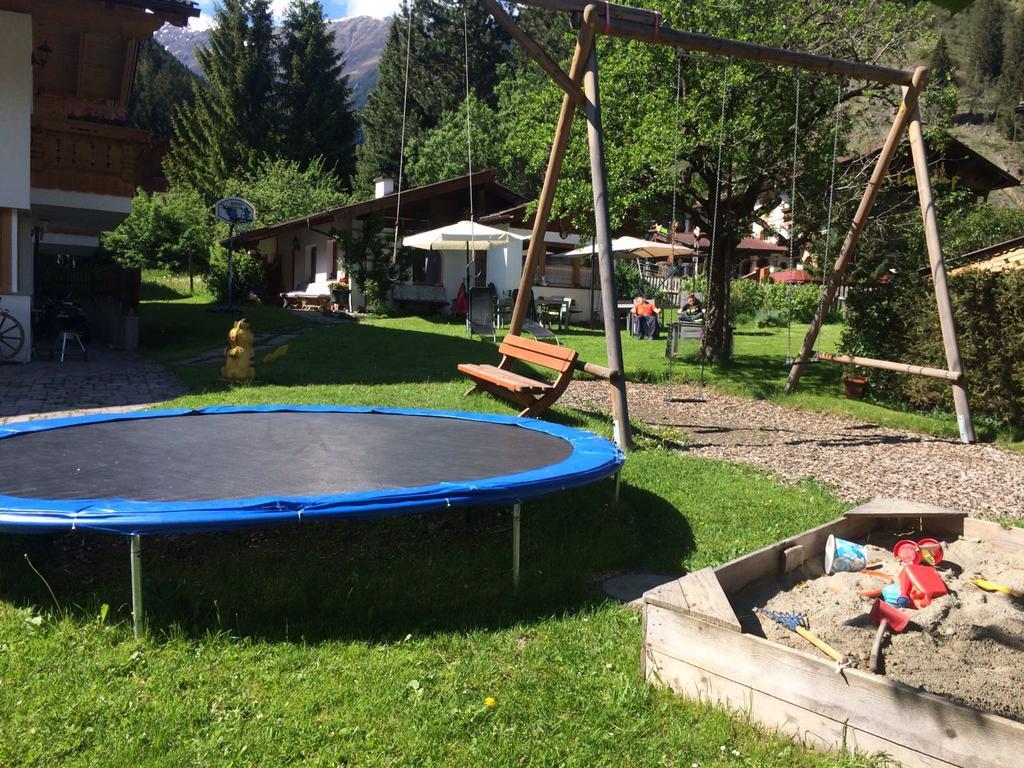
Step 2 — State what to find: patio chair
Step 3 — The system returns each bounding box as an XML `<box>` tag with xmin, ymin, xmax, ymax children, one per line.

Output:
<box><xmin>467</xmin><ymin>286</ymin><xmax>496</xmax><ymax>341</ymax></box>
<box><xmin>554</xmin><ymin>296</ymin><xmax>574</xmax><ymax>330</ymax></box>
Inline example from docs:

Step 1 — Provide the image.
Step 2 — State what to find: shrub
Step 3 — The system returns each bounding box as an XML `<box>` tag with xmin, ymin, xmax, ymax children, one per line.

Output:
<box><xmin>728</xmin><ymin>280</ymin><xmax>834</xmax><ymax>325</ymax></box>
<box><xmin>842</xmin><ymin>268</ymin><xmax>1024</xmax><ymax>428</ymax></box>
<box><xmin>205</xmin><ymin>246</ymin><xmax>268</xmax><ymax>304</ymax></box>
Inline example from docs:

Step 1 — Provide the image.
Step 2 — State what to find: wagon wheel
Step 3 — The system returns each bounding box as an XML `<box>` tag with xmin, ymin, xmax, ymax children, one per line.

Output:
<box><xmin>0</xmin><ymin>311</ymin><xmax>25</xmax><ymax>361</ymax></box>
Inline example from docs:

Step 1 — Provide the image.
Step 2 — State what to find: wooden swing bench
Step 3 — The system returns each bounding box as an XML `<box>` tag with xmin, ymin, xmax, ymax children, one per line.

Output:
<box><xmin>458</xmin><ymin>334</ymin><xmax>613</xmax><ymax>418</ymax></box>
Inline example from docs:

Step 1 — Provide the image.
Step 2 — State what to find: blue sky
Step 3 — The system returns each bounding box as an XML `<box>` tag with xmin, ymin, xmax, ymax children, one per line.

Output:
<box><xmin>190</xmin><ymin>1</ymin><xmax>402</xmax><ymax>29</ymax></box>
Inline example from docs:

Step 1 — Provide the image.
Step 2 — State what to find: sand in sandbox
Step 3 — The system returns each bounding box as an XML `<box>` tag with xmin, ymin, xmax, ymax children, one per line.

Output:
<box><xmin>732</xmin><ymin>534</ymin><xmax>1024</xmax><ymax>722</ymax></box>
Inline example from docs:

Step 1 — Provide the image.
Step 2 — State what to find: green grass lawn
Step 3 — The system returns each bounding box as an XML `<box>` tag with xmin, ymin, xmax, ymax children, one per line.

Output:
<box><xmin>0</xmin><ymin>293</ymin><xmax>984</xmax><ymax>766</ymax></box>
<box><xmin>138</xmin><ymin>270</ymin><xmax>315</xmax><ymax>365</ymax></box>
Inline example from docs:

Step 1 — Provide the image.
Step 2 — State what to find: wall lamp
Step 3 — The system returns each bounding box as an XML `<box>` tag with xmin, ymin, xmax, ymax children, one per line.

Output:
<box><xmin>32</xmin><ymin>41</ymin><xmax>52</xmax><ymax>67</ymax></box>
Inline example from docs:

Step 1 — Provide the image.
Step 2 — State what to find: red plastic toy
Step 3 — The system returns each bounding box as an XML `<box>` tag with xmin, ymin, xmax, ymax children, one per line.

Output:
<box><xmin>893</xmin><ymin>537</ymin><xmax>944</xmax><ymax>566</ymax></box>
<box><xmin>898</xmin><ymin>564</ymin><xmax>948</xmax><ymax>608</ymax></box>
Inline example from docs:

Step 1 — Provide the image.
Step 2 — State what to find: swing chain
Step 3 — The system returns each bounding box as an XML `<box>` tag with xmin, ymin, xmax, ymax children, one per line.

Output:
<box><xmin>391</xmin><ymin>3</ymin><xmax>415</xmax><ymax>265</ymax></box>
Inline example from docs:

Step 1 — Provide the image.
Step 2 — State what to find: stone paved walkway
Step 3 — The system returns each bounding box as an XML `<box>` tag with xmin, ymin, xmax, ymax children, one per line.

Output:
<box><xmin>0</xmin><ymin>345</ymin><xmax>186</xmax><ymax>425</ymax></box>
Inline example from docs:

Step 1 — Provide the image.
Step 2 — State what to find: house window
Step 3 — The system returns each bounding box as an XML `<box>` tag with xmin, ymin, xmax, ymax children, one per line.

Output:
<box><xmin>413</xmin><ymin>252</ymin><xmax>442</xmax><ymax>285</ymax></box>
<box><xmin>539</xmin><ymin>252</ymin><xmax>589</xmax><ymax>288</ymax></box>
<box><xmin>308</xmin><ymin>245</ymin><xmax>318</xmax><ymax>284</ymax></box>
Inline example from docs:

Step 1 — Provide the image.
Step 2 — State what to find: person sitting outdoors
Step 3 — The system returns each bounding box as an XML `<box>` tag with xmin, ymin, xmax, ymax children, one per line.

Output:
<box><xmin>631</xmin><ymin>295</ymin><xmax>661</xmax><ymax>339</ymax></box>
<box><xmin>681</xmin><ymin>292</ymin><xmax>705</xmax><ymax>323</ymax></box>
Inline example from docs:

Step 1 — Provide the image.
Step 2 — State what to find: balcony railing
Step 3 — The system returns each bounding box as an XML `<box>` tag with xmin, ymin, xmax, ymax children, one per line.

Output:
<box><xmin>30</xmin><ymin>118</ymin><xmax>151</xmax><ymax>199</ymax></box>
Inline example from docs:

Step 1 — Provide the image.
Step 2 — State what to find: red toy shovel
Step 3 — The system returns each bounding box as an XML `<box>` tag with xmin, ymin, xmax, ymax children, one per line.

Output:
<box><xmin>868</xmin><ymin>599</ymin><xmax>909</xmax><ymax>674</ymax></box>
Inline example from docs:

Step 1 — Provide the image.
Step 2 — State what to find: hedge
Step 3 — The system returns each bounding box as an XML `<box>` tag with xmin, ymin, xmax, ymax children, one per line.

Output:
<box><xmin>841</xmin><ymin>268</ymin><xmax>1024</xmax><ymax>429</ymax></box>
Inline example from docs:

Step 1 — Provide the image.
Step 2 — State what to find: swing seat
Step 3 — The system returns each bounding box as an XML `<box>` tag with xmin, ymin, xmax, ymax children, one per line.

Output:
<box><xmin>458</xmin><ymin>334</ymin><xmax>578</xmax><ymax>418</ymax></box>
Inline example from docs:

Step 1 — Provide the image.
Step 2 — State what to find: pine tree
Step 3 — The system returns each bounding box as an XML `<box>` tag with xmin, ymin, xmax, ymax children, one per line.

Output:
<box><xmin>967</xmin><ymin>0</ymin><xmax>1007</xmax><ymax>82</ymax></box>
<box><xmin>163</xmin><ymin>0</ymin><xmax>278</xmax><ymax>203</ymax></box>
<box><xmin>277</xmin><ymin>0</ymin><xmax>358</xmax><ymax>183</ymax></box>
<box><xmin>998</xmin><ymin>10</ymin><xmax>1024</xmax><ymax>137</ymax></box>
<box><xmin>355</xmin><ymin>0</ymin><xmax>510</xmax><ymax>192</ymax></box>
<box><xmin>930</xmin><ymin>34</ymin><xmax>956</xmax><ymax>86</ymax></box>
<box><xmin>129</xmin><ymin>39</ymin><xmax>199</xmax><ymax>138</ymax></box>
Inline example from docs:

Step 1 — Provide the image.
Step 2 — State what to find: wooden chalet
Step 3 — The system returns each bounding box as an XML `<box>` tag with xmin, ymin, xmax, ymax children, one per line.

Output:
<box><xmin>842</xmin><ymin>135</ymin><xmax>1019</xmax><ymax>201</ymax></box>
<box><xmin>950</xmin><ymin>234</ymin><xmax>1024</xmax><ymax>276</ymax></box>
<box><xmin>0</xmin><ymin>0</ymin><xmax>199</xmax><ymax>360</ymax></box>
<box><xmin>228</xmin><ymin>172</ymin><xmax>533</xmax><ymax>313</ymax></box>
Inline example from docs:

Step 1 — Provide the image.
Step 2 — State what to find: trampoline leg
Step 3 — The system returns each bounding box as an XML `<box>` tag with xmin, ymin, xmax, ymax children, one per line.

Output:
<box><xmin>512</xmin><ymin>504</ymin><xmax>521</xmax><ymax>595</ymax></box>
<box><xmin>130</xmin><ymin>535</ymin><xmax>143</xmax><ymax>639</ymax></box>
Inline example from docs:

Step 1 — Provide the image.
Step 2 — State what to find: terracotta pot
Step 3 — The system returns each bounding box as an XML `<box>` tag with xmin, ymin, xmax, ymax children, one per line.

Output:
<box><xmin>843</xmin><ymin>374</ymin><xmax>869</xmax><ymax>400</ymax></box>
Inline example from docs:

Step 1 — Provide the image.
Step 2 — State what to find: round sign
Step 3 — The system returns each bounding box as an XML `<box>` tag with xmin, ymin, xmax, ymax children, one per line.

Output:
<box><xmin>213</xmin><ymin>197</ymin><xmax>256</xmax><ymax>226</ymax></box>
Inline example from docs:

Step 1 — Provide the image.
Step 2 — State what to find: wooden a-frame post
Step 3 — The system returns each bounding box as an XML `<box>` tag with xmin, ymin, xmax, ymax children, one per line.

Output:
<box><xmin>785</xmin><ymin>67</ymin><xmax>975</xmax><ymax>443</ymax></box>
<box><xmin>486</xmin><ymin>0</ymin><xmax>976</xmax><ymax>445</ymax></box>
<box><xmin>483</xmin><ymin>2</ymin><xmax>632</xmax><ymax>449</ymax></box>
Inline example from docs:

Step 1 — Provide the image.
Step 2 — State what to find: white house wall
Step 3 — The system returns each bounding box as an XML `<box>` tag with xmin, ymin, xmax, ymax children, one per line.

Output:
<box><xmin>442</xmin><ymin>248</ymin><xmax>469</xmax><ymax>301</ymax></box>
<box><xmin>0</xmin><ymin>11</ymin><xmax>31</xmax><ymax>212</ymax></box>
<box><xmin>486</xmin><ymin>241</ymin><xmax>522</xmax><ymax>298</ymax></box>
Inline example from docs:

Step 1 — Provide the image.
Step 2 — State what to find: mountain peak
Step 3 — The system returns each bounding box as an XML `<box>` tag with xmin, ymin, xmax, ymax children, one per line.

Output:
<box><xmin>154</xmin><ymin>15</ymin><xmax>391</xmax><ymax>108</ymax></box>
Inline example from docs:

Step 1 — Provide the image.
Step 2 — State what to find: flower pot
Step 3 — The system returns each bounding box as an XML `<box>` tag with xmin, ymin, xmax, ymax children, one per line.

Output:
<box><xmin>330</xmin><ymin>289</ymin><xmax>349</xmax><ymax>306</ymax></box>
<box><xmin>843</xmin><ymin>374</ymin><xmax>869</xmax><ymax>400</ymax></box>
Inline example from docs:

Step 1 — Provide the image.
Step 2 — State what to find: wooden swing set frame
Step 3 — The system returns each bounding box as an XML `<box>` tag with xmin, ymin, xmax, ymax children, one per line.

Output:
<box><xmin>482</xmin><ymin>0</ymin><xmax>975</xmax><ymax>447</ymax></box>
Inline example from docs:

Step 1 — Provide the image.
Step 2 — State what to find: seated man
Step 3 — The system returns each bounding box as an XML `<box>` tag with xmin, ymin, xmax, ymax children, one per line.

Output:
<box><xmin>631</xmin><ymin>295</ymin><xmax>661</xmax><ymax>339</ymax></box>
<box><xmin>681</xmin><ymin>292</ymin><xmax>705</xmax><ymax>323</ymax></box>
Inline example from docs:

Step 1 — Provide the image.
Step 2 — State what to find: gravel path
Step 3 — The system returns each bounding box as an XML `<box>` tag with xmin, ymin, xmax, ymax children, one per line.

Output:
<box><xmin>561</xmin><ymin>380</ymin><xmax>1024</xmax><ymax>519</ymax></box>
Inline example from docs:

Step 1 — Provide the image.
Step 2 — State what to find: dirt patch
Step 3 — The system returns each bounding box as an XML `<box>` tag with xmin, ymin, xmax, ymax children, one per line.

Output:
<box><xmin>561</xmin><ymin>379</ymin><xmax>1024</xmax><ymax>519</ymax></box>
<box><xmin>732</xmin><ymin>533</ymin><xmax>1024</xmax><ymax>722</ymax></box>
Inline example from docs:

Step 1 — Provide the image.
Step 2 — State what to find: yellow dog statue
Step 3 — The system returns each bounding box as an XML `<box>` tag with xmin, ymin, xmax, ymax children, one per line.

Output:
<box><xmin>222</xmin><ymin>319</ymin><xmax>255</xmax><ymax>382</ymax></box>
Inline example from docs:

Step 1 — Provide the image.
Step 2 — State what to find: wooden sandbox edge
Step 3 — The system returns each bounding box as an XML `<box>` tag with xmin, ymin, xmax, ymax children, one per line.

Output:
<box><xmin>644</xmin><ymin>602</ymin><xmax>1024</xmax><ymax>768</ymax></box>
<box><xmin>641</xmin><ymin>499</ymin><xmax>1024</xmax><ymax>768</ymax></box>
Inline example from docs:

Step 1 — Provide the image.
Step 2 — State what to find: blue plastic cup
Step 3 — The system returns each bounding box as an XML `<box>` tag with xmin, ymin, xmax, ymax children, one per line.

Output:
<box><xmin>825</xmin><ymin>534</ymin><xmax>868</xmax><ymax>574</ymax></box>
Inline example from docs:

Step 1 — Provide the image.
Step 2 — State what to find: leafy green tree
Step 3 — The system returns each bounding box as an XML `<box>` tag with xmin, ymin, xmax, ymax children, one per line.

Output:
<box><xmin>222</xmin><ymin>156</ymin><xmax>348</xmax><ymax>227</ymax></box>
<box><xmin>498</xmin><ymin>0</ymin><xmax>927</xmax><ymax>360</ymax></box>
<box><xmin>101</xmin><ymin>188</ymin><xmax>211</xmax><ymax>272</ymax></box>
<box><xmin>406</xmin><ymin>95</ymin><xmax>506</xmax><ymax>187</ymax></box>
<box><xmin>164</xmin><ymin>0</ymin><xmax>278</xmax><ymax>203</ymax></box>
<box><xmin>129</xmin><ymin>39</ymin><xmax>199</xmax><ymax>138</ymax></box>
<box><xmin>966</xmin><ymin>0</ymin><xmax>1006</xmax><ymax>82</ymax></box>
<box><xmin>355</xmin><ymin>0</ymin><xmax>510</xmax><ymax>192</ymax></box>
<box><xmin>998</xmin><ymin>9</ymin><xmax>1024</xmax><ymax>137</ymax></box>
<box><xmin>277</xmin><ymin>0</ymin><xmax>359</xmax><ymax>182</ymax></box>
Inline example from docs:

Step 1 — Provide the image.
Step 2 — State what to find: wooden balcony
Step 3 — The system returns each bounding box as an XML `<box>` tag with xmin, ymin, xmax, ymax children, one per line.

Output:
<box><xmin>30</xmin><ymin>118</ymin><xmax>151</xmax><ymax>199</ymax></box>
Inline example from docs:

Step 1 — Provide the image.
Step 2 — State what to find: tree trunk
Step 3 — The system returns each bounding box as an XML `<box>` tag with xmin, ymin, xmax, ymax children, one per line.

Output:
<box><xmin>702</xmin><ymin>225</ymin><xmax>736</xmax><ymax>362</ymax></box>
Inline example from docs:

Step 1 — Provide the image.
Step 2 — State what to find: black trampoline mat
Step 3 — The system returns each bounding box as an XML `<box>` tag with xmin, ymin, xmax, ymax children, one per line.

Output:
<box><xmin>0</xmin><ymin>412</ymin><xmax>574</xmax><ymax>502</ymax></box>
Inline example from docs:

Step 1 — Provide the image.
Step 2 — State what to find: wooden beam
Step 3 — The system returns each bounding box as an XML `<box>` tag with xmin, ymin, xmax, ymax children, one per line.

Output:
<box><xmin>574</xmin><ymin>359</ymin><xmax>615</xmax><ymax>380</ymax></box>
<box><xmin>0</xmin><ymin>209</ymin><xmax>12</xmax><ymax>294</ymax></box>
<box><xmin>786</xmin><ymin>68</ymin><xmax>926</xmax><ymax>396</ymax></box>
<box><xmin>76</xmin><ymin>32</ymin><xmax>89</xmax><ymax>98</ymax></box>
<box><xmin>907</xmin><ymin>100</ymin><xmax>976</xmax><ymax>444</ymax></box>
<box><xmin>816</xmin><ymin>352</ymin><xmax>962</xmax><ymax>382</ymax></box>
<box><xmin>583</xmin><ymin>34</ymin><xmax>631</xmax><ymax>450</ymax></box>
<box><xmin>479</xmin><ymin>0</ymin><xmax>585</xmax><ymax>106</ymax></box>
<box><xmin>120</xmin><ymin>37</ymin><xmax>140</xmax><ymax>107</ymax></box>
<box><xmin>506</xmin><ymin>18</ymin><xmax>596</xmax><ymax>337</ymax></box>
<box><xmin>511</xmin><ymin>0</ymin><xmax>917</xmax><ymax>86</ymax></box>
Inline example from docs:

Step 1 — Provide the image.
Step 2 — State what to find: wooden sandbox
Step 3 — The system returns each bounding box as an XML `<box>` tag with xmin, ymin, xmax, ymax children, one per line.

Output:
<box><xmin>642</xmin><ymin>498</ymin><xmax>1024</xmax><ymax>768</ymax></box>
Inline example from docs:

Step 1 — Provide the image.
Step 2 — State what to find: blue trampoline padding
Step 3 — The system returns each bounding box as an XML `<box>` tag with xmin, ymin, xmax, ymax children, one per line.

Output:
<box><xmin>0</xmin><ymin>406</ymin><xmax>623</xmax><ymax>536</ymax></box>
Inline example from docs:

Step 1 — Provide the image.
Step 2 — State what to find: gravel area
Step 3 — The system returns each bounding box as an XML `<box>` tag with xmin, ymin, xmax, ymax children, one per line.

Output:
<box><xmin>561</xmin><ymin>380</ymin><xmax>1024</xmax><ymax>519</ymax></box>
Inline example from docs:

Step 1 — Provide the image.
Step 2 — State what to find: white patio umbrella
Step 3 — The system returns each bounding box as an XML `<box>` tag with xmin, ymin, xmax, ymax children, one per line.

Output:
<box><xmin>403</xmin><ymin>220</ymin><xmax>527</xmax><ymax>251</ymax></box>
<box><xmin>558</xmin><ymin>237</ymin><xmax>696</xmax><ymax>324</ymax></box>
<box><xmin>559</xmin><ymin>235</ymin><xmax>694</xmax><ymax>259</ymax></box>
<box><xmin>403</xmin><ymin>221</ymin><xmax>527</xmax><ymax>325</ymax></box>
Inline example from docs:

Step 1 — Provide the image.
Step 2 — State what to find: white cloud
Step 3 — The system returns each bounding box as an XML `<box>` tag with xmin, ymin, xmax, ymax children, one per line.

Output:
<box><xmin>341</xmin><ymin>0</ymin><xmax>401</xmax><ymax>19</ymax></box>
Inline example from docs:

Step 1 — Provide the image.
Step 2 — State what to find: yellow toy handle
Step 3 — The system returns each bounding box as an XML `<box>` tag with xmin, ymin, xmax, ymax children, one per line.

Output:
<box><xmin>795</xmin><ymin>626</ymin><xmax>845</xmax><ymax>663</ymax></box>
<box><xmin>971</xmin><ymin>579</ymin><xmax>1023</xmax><ymax>598</ymax></box>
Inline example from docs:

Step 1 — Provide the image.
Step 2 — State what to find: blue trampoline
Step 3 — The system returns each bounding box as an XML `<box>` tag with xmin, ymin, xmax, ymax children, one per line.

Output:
<box><xmin>0</xmin><ymin>406</ymin><xmax>623</xmax><ymax>634</ymax></box>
